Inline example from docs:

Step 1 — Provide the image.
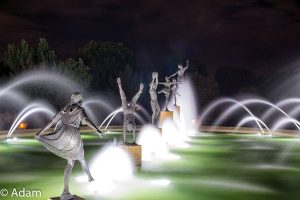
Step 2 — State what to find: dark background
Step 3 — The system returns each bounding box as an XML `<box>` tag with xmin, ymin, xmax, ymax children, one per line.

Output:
<box><xmin>1</xmin><ymin>0</ymin><xmax>300</xmax><ymax>73</ymax></box>
<box><xmin>1</xmin><ymin>0</ymin><xmax>300</xmax><ymax>108</ymax></box>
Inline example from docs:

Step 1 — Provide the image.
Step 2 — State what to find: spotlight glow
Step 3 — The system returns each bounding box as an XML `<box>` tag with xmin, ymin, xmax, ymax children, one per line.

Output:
<box><xmin>77</xmin><ymin>143</ymin><xmax>134</xmax><ymax>195</ymax></box>
<box><xmin>150</xmin><ymin>179</ymin><xmax>171</xmax><ymax>186</ymax></box>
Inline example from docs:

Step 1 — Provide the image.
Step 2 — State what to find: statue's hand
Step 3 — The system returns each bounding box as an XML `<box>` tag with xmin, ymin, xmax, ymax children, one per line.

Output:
<box><xmin>135</xmin><ymin>105</ymin><xmax>141</xmax><ymax>111</ymax></box>
<box><xmin>140</xmin><ymin>83</ymin><xmax>144</xmax><ymax>91</ymax></box>
<box><xmin>35</xmin><ymin>132</ymin><xmax>41</xmax><ymax>139</ymax></box>
<box><xmin>152</xmin><ymin>72</ymin><xmax>158</xmax><ymax>79</ymax></box>
<box><xmin>117</xmin><ymin>78</ymin><xmax>121</xmax><ymax>85</ymax></box>
<box><xmin>97</xmin><ymin>129</ymin><xmax>106</xmax><ymax>137</ymax></box>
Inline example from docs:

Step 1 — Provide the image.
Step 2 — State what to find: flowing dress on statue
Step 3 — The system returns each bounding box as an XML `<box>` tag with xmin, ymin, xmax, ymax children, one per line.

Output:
<box><xmin>37</xmin><ymin>107</ymin><xmax>86</xmax><ymax>160</ymax></box>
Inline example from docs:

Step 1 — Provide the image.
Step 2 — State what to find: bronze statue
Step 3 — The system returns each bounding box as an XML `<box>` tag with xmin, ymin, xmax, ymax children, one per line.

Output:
<box><xmin>158</xmin><ymin>77</ymin><xmax>178</xmax><ymax>111</ymax></box>
<box><xmin>149</xmin><ymin>72</ymin><xmax>160</xmax><ymax>124</ymax></box>
<box><xmin>171</xmin><ymin>78</ymin><xmax>180</xmax><ymax>106</ymax></box>
<box><xmin>169</xmin><ymin>60</ymin><xmax>189</xmax><ymax>83</ymax></box>
<box><xmin>117</xmin><ymin>78</ymin><xmax>144</xmax><ymax>143</ymax></box>
<box><xmin>35</xmin><ymin>92</ymin><xmax>104</xmax><ymax>200</ymax></box>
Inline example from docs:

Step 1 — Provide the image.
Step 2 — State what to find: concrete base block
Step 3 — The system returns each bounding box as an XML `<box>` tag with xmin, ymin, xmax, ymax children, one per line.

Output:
<box><xmin>122</xmin><ymin>144</ymin><xmax>142</xmax><ymax>166</ymax></box>
<box><xmin>159</xmin><ymin>111</ymin><xmax>173</xmax><ymax>128</ymax></box>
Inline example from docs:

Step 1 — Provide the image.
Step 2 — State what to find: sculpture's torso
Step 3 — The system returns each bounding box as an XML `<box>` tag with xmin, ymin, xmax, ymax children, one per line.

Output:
<box><xmin>177</xmin><ymin>68</ymin><xmax>186</xmax><ymax>82</ymax></box>
<box><xmin>149</xmin><ymin>84</ymin><xmax>158</xmax><ymax>100</ymax></box>
<box><xmin>37</xmin><ymin>105</ymin><xmax>85</xmax><ymax>161</ymax></box>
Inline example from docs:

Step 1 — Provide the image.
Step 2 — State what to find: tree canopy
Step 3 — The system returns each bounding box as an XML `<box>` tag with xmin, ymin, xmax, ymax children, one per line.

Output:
<box><xmin>78</xmin><ymin>41</ymin><xmax>137</xmax><ymax>91</ymax></box>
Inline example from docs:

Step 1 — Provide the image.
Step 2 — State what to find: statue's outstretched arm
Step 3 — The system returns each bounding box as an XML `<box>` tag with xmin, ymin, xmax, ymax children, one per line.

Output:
<box><xmin>168</xmin><ymin>72</ymin><xmax>178</xmax><ymax>79</ymax></box>
<box><xmin>154</xmin><ymin>77</ymin><xmax>159</xmax><ymax>88</ymax></box>
<box><xmin>81</xmin><ymin>109</ymin><xmax>103</xmax><ymax>136</ymax></box>
<box><xmin>158</xmin><ymin>90</ymin><xmax>164</xmax><ymax>94</ymax></box>
<box><xmin>131</xmin><ymin>83</ymin><xmax>144</xmax><ymax>105</ymax></box>
<box><xmin>117</xmin><ymin>78</ymin><xmax>127</xmax><ymax>107</ymax></box>
<box><xmin>171</xmin><ymin>81</ymin><xmax>180</xmax><ymax>85</ymax></box>
<box><xmin>36</xmin><ymin>111</ymin><xmax>62</xmax><ymax>136</ymax></box>
<box><xmin>184</xmin><ymin>60</ymin><xmax>189</xmax><ymax>70</ymax></box>
<box><xmin>158</xmin><ymin>82</ymin><xmax>166</xmax><ymax>85</ymax></box>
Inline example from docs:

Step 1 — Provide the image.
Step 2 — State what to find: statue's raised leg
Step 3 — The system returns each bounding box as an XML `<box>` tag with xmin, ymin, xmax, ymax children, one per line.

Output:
<box><xmin>79</xmin><ymin>159</ymin><xmax>94</xmax><ymax>182</ymax></box>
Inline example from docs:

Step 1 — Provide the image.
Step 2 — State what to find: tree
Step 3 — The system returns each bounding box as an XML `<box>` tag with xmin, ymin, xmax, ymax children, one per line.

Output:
<box><xmin>78</xmin><ymin>41</ymin><xmax>136</xmax><ymax>91</ymax></box>
<box><xmin>3</xmin><ymin>38</ymin><xmax>57</xmax><ymax>74</ymax></box>
<box><xmin>34</xmin><ymin>38</ymin><xmax>56</xmax><ymax>67</ymax></box>
<box><xmin>57</xmin><ymin>58</ymin><xmax>92</xmax><ymax>89</ymax></box>
<box><xmin>4</xmin><ymin>39</ymin><xmax>33</xmax><ymax>73</ymax></box>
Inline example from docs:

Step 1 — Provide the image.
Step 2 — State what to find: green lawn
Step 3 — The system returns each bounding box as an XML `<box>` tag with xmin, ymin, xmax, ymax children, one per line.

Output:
<box><xmin>1</xmin><ymin>131</ymin><xmax>300</xmax><ymax>200</ymax></box>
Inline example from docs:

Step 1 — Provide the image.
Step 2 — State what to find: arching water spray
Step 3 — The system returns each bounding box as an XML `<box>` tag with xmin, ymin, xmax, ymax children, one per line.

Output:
<box><xmin>271</xmin><ymin>118</ymin><xmax>300</xmax><ymax>131</ymax></box>
<box><xmin>99</xmin><ymin>108</ymin><xmax>123</xmax><ymax>130</ymax></box>
<box><xmin>0</xmin><ymin>70</ymin><xmax>82</xmax><ymax>98</ymax></box>
<box><xmin>261</xmin><ymin>98</ymin><xmax>300</xmax><ymax>121</ymax></box>
<box><xmin>200</xmin><ymin>98</ymin><xmax>264</xmax><ymax>134</ymax></box>
<box><xmin>235</xmin><ymin>116</ymin><xmax>272</xmax><ymax>135</ymax></box>
<box><xmin>7</xmin><ymin>106</ymin><xmax>56</xmax><ymax>138</ymax></box>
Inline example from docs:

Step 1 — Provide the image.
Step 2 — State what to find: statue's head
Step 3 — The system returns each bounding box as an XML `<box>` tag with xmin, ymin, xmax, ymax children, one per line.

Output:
<box><xmin>71</xmin><ymin>92</ymin><xmax>83</xmax><ymax>106</ymax></box>
<box><xmin>165</xmin><ymin>76</ymin><xmax>169</xmax><ymax>82</ymax></box>
<box><xmin>178</xmin><ymin>64</ymin><xmax>183</xmax><ymax>69</ymax></box>
<box><xmin>172</xmin><ymin>78</ymin><xmax>176</xmax><ymax>83</ymax></box>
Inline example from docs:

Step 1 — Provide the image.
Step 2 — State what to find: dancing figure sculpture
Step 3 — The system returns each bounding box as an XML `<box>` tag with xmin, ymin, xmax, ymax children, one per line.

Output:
<box><xmin>149</xmin><ymin>72</ymin><xmax>160</xmax><ymax>124</ymax></box>
<box><xmin>171</xmin><ymin>78</ymin><xmax>180</xmax><ymax>106</ymax></box>
<box><xmin>117</xmin><ymin>78</ymin><xmax>144</xmax><ymax>143</ymax></box>
<box><xmin>169</xmin><ymin>60</ymin><xmax>189</xmax><ymax>83</ymax></box>
<box><xmin>35</xmin><ymin>92</ymin><xmax>103</xmax><ymax>200</ymax></box>
<box><xmin>158</xmin><ymin>77</ymin><xmax>178</xmax><ymax>111</ymax></box>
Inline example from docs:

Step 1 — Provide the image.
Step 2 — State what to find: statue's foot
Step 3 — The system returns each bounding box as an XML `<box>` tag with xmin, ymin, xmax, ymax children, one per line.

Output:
<box><xmin>89</xmin><ymin>176</ymin><xmax>95</xmax><ymax>182</ymax></box>
<box><xmin>60</xmin><ymin>192</ymin><xmax>73</xmax><ymax>200</ymax></box>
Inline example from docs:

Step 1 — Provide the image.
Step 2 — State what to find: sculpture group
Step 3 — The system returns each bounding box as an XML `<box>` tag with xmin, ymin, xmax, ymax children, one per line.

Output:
<box><xmin>35</xmin><ymin>60</ymin><xmax>188</xmax><ymax>200</ymax></box>
<box><xmin>118</xmin><ymin>59</ymin><xmax>189</xmax><ymax>143</ymax></box>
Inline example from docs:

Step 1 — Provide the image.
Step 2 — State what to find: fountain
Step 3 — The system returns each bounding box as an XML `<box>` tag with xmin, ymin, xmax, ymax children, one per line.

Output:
<box><xmin>76</xmin><ymin>142</ymin><xmax>134</xmax><ymax>196</ymax></box>
<box><xmin>7</xmin><ymin>101</ymin><xmax>56</xmax><ymax>138</ymax></box>
<box><xmin>3</xmin><ymin>61</ymin><xmax>300</xmax><ymax>200</ymax></box>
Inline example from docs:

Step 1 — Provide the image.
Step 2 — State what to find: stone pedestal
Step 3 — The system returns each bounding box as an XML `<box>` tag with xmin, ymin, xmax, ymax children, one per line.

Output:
<box><xmin>159</xmin><ymin>111</ymin><xmax>173</xmax><ymax>128</ymax></box>
<box><xmin>122</xmin><ymin>144</ymin><xmax>142</xmax><ymax>166</ymax></box>
<box><xmin>49</xmin><ymin>195</ymin><xmax>85</xmax><ymax>200</ymax></box>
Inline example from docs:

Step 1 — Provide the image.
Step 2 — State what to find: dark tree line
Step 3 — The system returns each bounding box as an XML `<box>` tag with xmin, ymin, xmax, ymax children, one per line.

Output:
<box><xmin>0</xmin><ymin>38</ymin><xmax>264</xmax><ymax>110</ymax></box>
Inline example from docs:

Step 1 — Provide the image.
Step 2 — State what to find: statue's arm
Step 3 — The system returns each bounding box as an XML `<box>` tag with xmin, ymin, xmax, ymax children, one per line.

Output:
<box><xmin>184</xmin><ymin>60</ymin><xmax>189</xmax><ymax>70</ymax></box>
<box><xmin>131</xmin><ymin>83</ymin><xmax>144</xmax><ymax>104</ymax></box>
<box><xmin>157</xmin><ymin>82</ymin><xmax>166</xmax><ymax>85</ymax></box>
<box><xmin>158</xmin><ymin>90</ymin><xmax>164</xmax><ymax>94</ymax></box>
<box><xmin>117</xmin><ymin>78</ymin><xmax>127</xmax><ymax>107</ymax></box>
<box><xmin>171</xmin><ymin>82</ymin><xmax>180</xmax><ymax>85</ymax></box>
<box><xmin>154</xmin><ymin>78</ymin><xmax>159</xmax><ymax>87</ymax></box>
<box><xmin>81</xmin><ymin>109</ymin><xmax>103</xmax><ymax>136</ymax></box>
<box><xmin>36</xmin><ymin>111</ymin><xmax>62</xmax><ymax>136</ymax></box>
<box><xmin>168</xmin><ymin>72</ymin><xmax>178</xmax><ymax>79</ymax></box>
<box><xmin>149</xmin><ymin>80</ymin><xmax>154</xmax><ymax>89</ymax></box>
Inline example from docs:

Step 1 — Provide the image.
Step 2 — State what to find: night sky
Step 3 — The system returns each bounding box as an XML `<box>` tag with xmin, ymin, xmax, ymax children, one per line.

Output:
<box><xmin>1</xmin><ymin>0</ymin><xmax>300</xmax><ymax>75</ymax></box>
